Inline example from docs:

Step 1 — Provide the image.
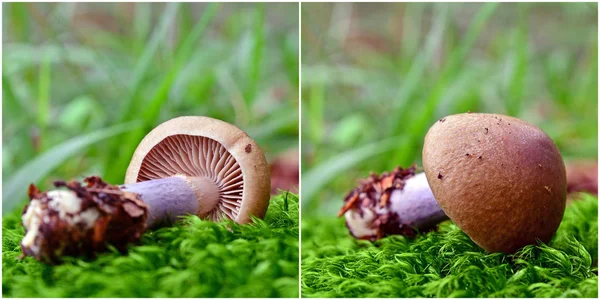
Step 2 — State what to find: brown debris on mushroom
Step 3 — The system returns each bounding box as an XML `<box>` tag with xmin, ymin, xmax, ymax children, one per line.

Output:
<box><xmin>339</xmin><ymin>166</ymin><xmax>448</xmax><ymax>241</ymax></box>
<box><xmin>21</xmin><ymin>176</ymin><xmax>148</xmax><ymax>264</ymax></box>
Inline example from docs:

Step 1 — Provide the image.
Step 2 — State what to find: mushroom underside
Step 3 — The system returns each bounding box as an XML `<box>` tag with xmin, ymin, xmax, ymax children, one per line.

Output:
<box><xmin>137</xmin><ymin>134</ymin><xmax>244</xmax><ymax>221</ymax></box>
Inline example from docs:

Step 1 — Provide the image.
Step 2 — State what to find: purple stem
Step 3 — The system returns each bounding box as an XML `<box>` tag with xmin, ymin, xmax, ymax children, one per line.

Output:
<box><xmin>388</xmin><ymin>173</ymin><xmax>449</xmax><ymax>230</ymax></box>
<box><xmin>121</xmin><ymin>177</ymin><xmax>200</xmax><ymax>227</ymax></box>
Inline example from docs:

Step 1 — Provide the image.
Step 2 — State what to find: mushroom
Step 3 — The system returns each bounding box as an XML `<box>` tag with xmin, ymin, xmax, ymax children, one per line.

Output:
<box><xmin>20</xmin><ymin>116</ymin><xmax>271</xmax><ymax>263</ymax></box>
<box><xmin>339</xmin><ymin>113</ymin><xmax>567</xmax><ymax>254</ymax></box>
<box><xmin>423</xmin><ymin>113</ymin><xmax>566</xmax><ymax>253</ymax></box>
<box><xmin>123</xmin><ymin>116</ymin><xmax>271</xmax><ymax>225</ymax></box>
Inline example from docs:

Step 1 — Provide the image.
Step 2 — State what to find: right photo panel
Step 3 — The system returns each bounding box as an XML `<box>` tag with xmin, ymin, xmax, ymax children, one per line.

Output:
<box><xmin>301</xmin><ymin>3</ymin><xmax>598</xmax><ymax>298</ymax></box>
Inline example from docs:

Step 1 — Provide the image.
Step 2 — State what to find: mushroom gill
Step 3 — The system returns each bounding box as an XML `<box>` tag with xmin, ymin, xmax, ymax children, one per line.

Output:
<box><xmin>137</xmin><ymin>134</ymin><xmax>244</xmax><ymax>221</ymax></box>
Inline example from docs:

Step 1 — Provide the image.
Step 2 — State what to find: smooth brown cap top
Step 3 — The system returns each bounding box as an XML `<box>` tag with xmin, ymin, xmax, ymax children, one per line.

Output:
<box><xmin>125</xmin><ymin>116</ymin><xmax>270</xmax><ymax>224</ymax></box>
<box><xmin>422</xmin><ymin>113</ymin><xmax>566</xmax><ymax>253</ymax></box>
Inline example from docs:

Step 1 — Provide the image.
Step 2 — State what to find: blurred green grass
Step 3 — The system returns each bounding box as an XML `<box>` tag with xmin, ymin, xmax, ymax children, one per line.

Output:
<box><xmin>301</xmin><ymin>3</ymin><xmax>598</xmax><ymax>215</ymax></box>
<box><xmin>2</xmin><ymin>3</ymin><xmax>299</xmax><ymax>213</ymax></box>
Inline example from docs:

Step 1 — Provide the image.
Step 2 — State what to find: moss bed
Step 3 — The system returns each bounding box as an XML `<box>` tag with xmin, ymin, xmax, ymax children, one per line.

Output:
<box><xmin>302</xmin><ymin>194</ymin><xmax>598</xmax><ymax>298</ymax></box>
<box><xmin>3</xmin><ymin>192</ymin><xmax>299</xmax><ymax>297</ymax></box>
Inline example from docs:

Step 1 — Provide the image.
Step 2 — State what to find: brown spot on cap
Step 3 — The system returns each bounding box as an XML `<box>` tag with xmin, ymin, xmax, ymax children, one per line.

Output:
<box><xmin>245</xmin><ymin>144</ymin><xmax>252</xmax><ymax>153</ymax></box>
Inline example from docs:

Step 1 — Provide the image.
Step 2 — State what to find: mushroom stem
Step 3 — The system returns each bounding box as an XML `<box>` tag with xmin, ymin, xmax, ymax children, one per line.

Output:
<box><xmin>387</xmin><ymin>173</ymin><xmax>448</xmax><ymax>230</ymax></box>
<box><xmin>340</xmin><ymin>166</ymin><xmax>449</xmax><ymax>240</ymax></box>
<box><xmin>121</xmin><ymin>175</ymin><xmax>221</xmax><ymax>227</ymax></box>
<box><xmin>20</xmin><ymin>175</ymin><xmax>225</xmax><ymax>263</ymax></box>
<box><xmin>20</xmin><ymin>176</ymin><xmax>148</xmax><ymax>264</ymax></box>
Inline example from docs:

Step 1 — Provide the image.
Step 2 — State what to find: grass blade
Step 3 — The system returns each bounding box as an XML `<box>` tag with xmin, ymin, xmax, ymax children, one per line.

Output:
<box><xmin>6</xmin><ymin>3</ymin><xmax>30</xmax><ymax>42</ymax></box>
<box><xmin>504</xmin><ymin>4</ymin><xmax>528</xmax><ymax>116</ymax></box>
<box><xmin>2</xmin><ymin>74</ymin><xmax>29</xmax><ymax>119</ymax></box>
<box><xmin>118</xmin><ymin>2</ymin><xmax>179</xmax><ymax>121</ymax></box>
<box><xmin>306</xmin><ymin>83</ymin><xmax>325</xmax><ymax>145</ymax></box>
<box><xmin>133</xmin><ymin>3</ymin><xmax>152</xmax><ymax>55</ymax></box>
<box><xmin>3</xmin><ymin>121</ymin><xmax>140</xmax><ymax>213</ymax></box>
<box><xmin>37</xmin><ymin>52</ymin><xmax>51</xmax><ymax>151</ymax></box>
<box><xmin>244</xmin><ymin>4</ymin><xmax>266</xmax><ymax>104</ymax></box>
<box><xmin>301</xmin><ymin>137</ymin><xmax>405</xmax><ymax>206</ymax></box>
<box><xmin>282</xmin><ymin>34</ymin><xmax>299</xmax><ymax>88</ymax></box>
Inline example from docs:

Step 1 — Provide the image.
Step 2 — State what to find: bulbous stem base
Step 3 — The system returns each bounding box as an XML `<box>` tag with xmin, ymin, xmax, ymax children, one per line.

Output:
<box><xmin>340</xmin><ymin>166</ymin><xmax>449</xmax><ymax>240</ymax></box>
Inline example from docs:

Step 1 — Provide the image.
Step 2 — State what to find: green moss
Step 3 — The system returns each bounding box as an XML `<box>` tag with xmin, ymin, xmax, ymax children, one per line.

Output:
<box><xmin>3</xmin><ymin>192</ymin><xmax>299</xmax><ymax>298</ymax></box>
<box><xmin>302</xmin><ymin>194</ymin><xmax>598</xmax><ymax>298</ymax></box>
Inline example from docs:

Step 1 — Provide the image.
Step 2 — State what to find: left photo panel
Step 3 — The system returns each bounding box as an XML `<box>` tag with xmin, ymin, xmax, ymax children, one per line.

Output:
<box><xmin>2</xmin><ymin>2</ymin><xmax>299</xmax><ymax>298</ymax></box>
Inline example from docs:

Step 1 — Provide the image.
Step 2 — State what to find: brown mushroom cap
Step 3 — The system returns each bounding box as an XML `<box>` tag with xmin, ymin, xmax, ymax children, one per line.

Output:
<box><xmin>125</xmin><ymin>116</ymin><xmax>270</xmax><ymax>224</ymax></box>
<box><xmin>422</xmin><ymin>113</ymin><xmax>567</xmax><ymax>253</ymax></box>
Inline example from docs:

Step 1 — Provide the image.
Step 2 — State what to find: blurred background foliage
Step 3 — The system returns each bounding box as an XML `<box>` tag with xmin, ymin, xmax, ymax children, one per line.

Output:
<box><xmin>2</xmin><ymin>3</ymin><xmax>299</xmax><ymax>213</ymax></box>
<box><xmin>301</xmin><ymin>3</ymin><xmax>598</xmax><ymax>215</ymax></box>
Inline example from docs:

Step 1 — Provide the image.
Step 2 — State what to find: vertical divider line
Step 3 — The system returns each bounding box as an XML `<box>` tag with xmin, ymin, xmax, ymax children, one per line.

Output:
<box><xmin>297</xmin><ymin>1</ymin><xmax>302</xmax><ymax>298</ymax></box>
<box><xmin>1</xmin><ymin>3</ymin><xmax>4</xmax><ymax>216</ymax></box>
